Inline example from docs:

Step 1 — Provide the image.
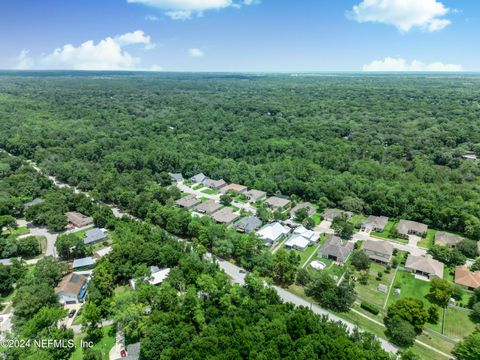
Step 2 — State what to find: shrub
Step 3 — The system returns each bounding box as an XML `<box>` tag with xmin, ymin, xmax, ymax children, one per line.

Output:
<box><xmin>361</xmin><ymin>301</ymin><xmax>379</xmax><ymax>315</ymax></box>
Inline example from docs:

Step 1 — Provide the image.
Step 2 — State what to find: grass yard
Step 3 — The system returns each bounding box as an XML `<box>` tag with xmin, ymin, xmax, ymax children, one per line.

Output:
<box><xmin>73</xmin><ymin>226</ymin><xmax>95</xmax><ymax>239</ymax></box>
<box><xmin>198</xmin><ymin>197</ymin><xmax>209</xmax><ymax>203</ymax></box>
<box><xmin>387</xmin><ymin>270</ymin><xmax>432</xmax><ymax>307</ymax></box>
<box><xmin>354</xmin><ymin>262</ymin><xmax>396</xmax><ymax>308</ymax></box>
<box><xmin>192</xmin><ymin>184</ymin><xmax>204</xmax><ymax>190</ymax></box>
<box><xmin>233</xmin><ymin>195</ymin><xmax>247</xmax><ymax>203</ymax></box>
<box><xmin>70</xmin><ymin>325</ymin><xmax>115</xmax><ymax>360</ymax></box>
<box><xmin>290</xmin><ymin>244</ymin><xmax>318</xmax><ymax>266</ymax></box>
<box><xmin>311</xmin><ymin>213</ymin><xmax>321</xmax><ymax>225</ymax></box>
<box><xmin>228</xmin><ymin>204</ymin><xmax>240</xmax><ymax>212</ymax></box>
<box><xmin>371</xmin><ymin>220</ymin><xmax>409</xmax><ymax>244</ymax></box>
<box><xmin>201</xmin><ymin>188</ymin><xmax>218</xmax><ymax>195</ymax></box>
<box><xmin>349</xmin><ymin>214</ymin><xmax>367</xmax><ymax>228</ymax></box>
<box><xmin>444</xmin><ymin>307</ymin><xmax>477</xmax><ymax>341</ymax></box>
<box><xmin>418</xmin><ymin>229</ymin><xmax>436</xmax><ymax>249</ymax></box>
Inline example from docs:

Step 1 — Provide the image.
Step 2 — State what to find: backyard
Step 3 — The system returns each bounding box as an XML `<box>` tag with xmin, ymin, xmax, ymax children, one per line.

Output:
<box><xmin>70</xmin><ymin>325</ymin><xmax>115</xmax><ymax>360</ymax></box>
<box><xmin>417</xmin><ymin>229</ymin><xmax>436</xmax><ymax>249</ymax></box>
<box><xmin>201</xmin><ymin>188</ymin><xmax>218</xmax><ymax>195</ymax></box>
<box><xmin>354</xmin><ymin>262</ymin><xmax>397</xmax><ymax>308</ymax></box>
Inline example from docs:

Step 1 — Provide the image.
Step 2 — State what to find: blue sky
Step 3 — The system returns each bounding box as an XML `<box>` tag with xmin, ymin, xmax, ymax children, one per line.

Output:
<box><xmin>0</xmin><ymin>0</ymin><xmax>478</xmax><ymax>71</ymax></box>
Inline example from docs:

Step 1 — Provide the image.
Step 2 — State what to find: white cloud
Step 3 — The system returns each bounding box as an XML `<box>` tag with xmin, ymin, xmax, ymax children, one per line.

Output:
<box><xmin>145</xmin><ymin>14</ymin><xmax>159</xmax><ymax>21</ymax></box>
<box><xmin>347</xmin><ymin>0</ymin><xmax>451</xmax><ymax>32</ymax></box>
<box><xmin>14</xmin><ymin>49</ymin><xmax>34</xmax><ymax>70</ymax></box>
<box><xmin>189</xmin><ymin>48</ymin><xmax>205</xmax><ymax>57</ymax></box>
<box><xmin>363</xmin><ymin>57</ymin><xmax>463</xmax><ymax>71</ymax></box>
<box><xmin>127</xmin><ymin>0</ymin><xmax>255</xmax><ymax>20</ymax></box>
<box><xmin>19</xmin><ymin>31</ymin><xmax>154</xmax><ymax>70</ymax></box>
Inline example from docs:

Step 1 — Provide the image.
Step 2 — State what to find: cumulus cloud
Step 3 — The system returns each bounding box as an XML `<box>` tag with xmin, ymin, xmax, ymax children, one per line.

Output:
<box><xmin>189</xmin><ymin>48</ymin><xmax>205</xmax><ymax>57</ymax></box>
<box><xmin>127</xmin><ymin>0</ymin><xmax>255</xmax><ymax>20</ymax></box>
<box><xmin>17</xmin><ymin>31</ymin><xmax>154</xmax><ymax>70</ymax></box>
<box><xmin>145</xmin><ymin>14</ymin><xmax>159</xmax><ymax>21</ymax></box>
<box><xmin>347</xmin><ymin>0</ymin><xmax>451</xmax><ymax>32</ymax></box>
<box><xmin>363</xmin><ymin>57</ymin><xmax>462</xmax><ymax>71</ymax></box>
<box><xmin>14</xmin><ymin>49</ymin><xmax>35</xmax><ymax>70</ymax></box>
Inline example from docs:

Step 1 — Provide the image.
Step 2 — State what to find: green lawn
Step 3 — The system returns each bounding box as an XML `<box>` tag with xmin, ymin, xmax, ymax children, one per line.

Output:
<box><xmin>354</xmin><ymin>262</ymin><xmax>396</xmax><ymax>308</ymax></box>
<box><xmin>349</xmin><ymin>214</ymin><xmax>367</xmax><ymax>228</ymax></box>
<box><xmin>198</xmin><ymin>197</ymin><xmax>209</xmax><ymax>203</ymax></box>
<box><xmin>192</xmin><ymin>184</ymin><xmax>203</xmax><ymax>190</ymax></box>
<box><xmin>418</xmin><ymin>229</ymin><xmax>436</xmax><ymax>249</ymax></box>
<box><xmin>311</xmin><ymin>213</ymin><xmax>321</xmax><ymax>225</ymax></box>
<box><xmin>387</xmin><ymin>270</ymin><xmax>431</xmax><ymax>307</ymax></box>
<box><xmin>1</xmin><ymin>226</ymin><xmax>30</xmax><ymax>237</ymax></box>
<box><xmin>444</xmin><ymin>307</ymin><xmax>477</xmax><ymax>341</ymax></box>
<box><xmin>289</xmin><ymin>244</ymin><xmax>318</xmax><ymax>266</ymax></box>
<box><xmin>73</xmin><ymin>226</ymin><xmax>95</xmax><ymax>239</ymax></box>
<box><xmin>201</xmin><ymin>188</ymin><xmax>218</xmax><ymax>195</ymax></box>
<box><xmin>371</xmin><ymin>221</ymin><xmax>409</xmax><ymax>244</ymax></box>
<box><xmin>70</xmin><ymin>325</ymin><xmax>115</xmax><ymax>360</ymax></box>
<box><xmin>228</xmin><ymin>204</ymin><xmax>240</xmax><ymax>211</ymax></box>
<box><xmin>233</xmin><ymin>195</ymin><xmax>247</xmax><ymax>203</ymax></box>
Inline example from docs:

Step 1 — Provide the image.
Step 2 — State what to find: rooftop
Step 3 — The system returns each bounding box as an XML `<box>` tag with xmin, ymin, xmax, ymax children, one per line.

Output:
<box><xmin>285</xmin><ymin>234</ymin><xmax>310</xmax><ymax>249</ymax></box>
<box><xmin>194</xmin><ymin>199</ymin><xmax>223</xmax><ymax>214</ymax></box>
<box><xmin>319</xmin><ymin>236</ymin><xmax>354</xmax><ymax>260</ymax></box>
<box><xmin>363</xmin><ymin>240</ymin><xmax>393</xmax><ymax>256</ymax></box>
<box><xmin>257</xmin><ymin>222</ymin><xmax>290</xmax><ymax>242</ymax></box>
<box><xmin>435</xmin><ymin>231</ymin><xmax>462</xmax><ymax>247</ymax></box>
<box><xmin>362</xmin><ymin>215</ymin><xmax>389</xmax><ymax>230</ymax></box>
<box><xmin>265</xmin><ymin>196</ymin><xmax>290</xmax><ymax>209</ymax></box>
<box><xmin>397</xmin><ymin>220</ymin><xmax>428</xmax><ymax>235</ymax></box>
<box><xmin>221</xmin><ymin>183</ymin><xmax>247</xmax><ymax>193</ymax></box>
<box><xmin>211</xmin><ymin>207</ymin><xmax>239</xmax><ymax>224</ymax></box>
<box><xmin>233</xmin><ymin>216</ymin><xmax>262</xmax><ymax>233</ymax></box>
<box><xmin>169</xmin><ymin>173</ymin><xmax>184</xmax><ymax>183</ymax></box>
<box><xmin>290</xmin><ymin>202</ymin><xmax>316</xmax><ymax>217</ymax></box>
<box><xmin>23</xmin><ymin>197</ymin><xmax>44</xmax><ymax>208</ymax></box>
<box><xmin>405</xmin><ymin>254</ymin><xmax>443</xmax><ymax>278</ymax></box>
<box><xmin>191</xmin><ymin>173</ymin><xmax>208</xmax><ymax>183</ymax></box>
<box><xmin>84</xmin><ymin>227</ymin><xmax>107</xmax><ymax>245</ymax></box>
<box><xmin>175</xmin><ymin>194</ymin><xmax>200</xmax><ymax>208</ymax></box>
<box><xmin>55</xmin><ymin>272</ymin><xmax>87</xmax><ymax>297</ymax></box>
<box><xmin>244</xmin><ymin>189</ymin><xmax>267</xmax><ymax>201</ymax></box>
<box><xmin>72</xmin><ymin>256</ymin><xmax>96</xmax><ymax>269</ymax></box>
<box><xmin>455</xmin><ymin>266</ymin><xmax>480</xmax><ymax>289</ymax></box>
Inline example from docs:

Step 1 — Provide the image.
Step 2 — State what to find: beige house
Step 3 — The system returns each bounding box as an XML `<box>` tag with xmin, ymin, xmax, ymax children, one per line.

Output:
<box><xmin>175</xmin><ymin>194</ymin><xmax>200</xmax><ymax>209</ymax></box>
<box><xmin>211</xmin><ymin>207</ymin><xmax>240</xmax><ymax>224</ymax></box>
<box><xmin>435</xmin><ymin>232</ymin><xmax>462</xmax><ymax>248</ymax></box>
<box><xmin>405</xmin><ymin>254</ymin><xmax>443</xmax><ymax>279</ymax></box>
<box><xmin>397</xmin><ymin>220</ymin><xmax>428</xmax><ymax>237</ymax></box>
<box><xmin>244</xmin><ymin>189</ymin><xmax>267</xmax><ymax>203</ymax></box>
<box><xmin>264</xmin><ymin>196</ymin><xmax>291</xmax><ymax>210</ymax></box>
<box><xmin>193</xmin><ymin>200</ymin><xmax>223</xmax><ymax>215</ymax></box>
<box><xmin>65</xmin><ymin>211</ymin><xmax>93</xmax><ymax>228</ymax></box>
<box><xmin>361</xmin><ymin>215</ymin><xmax>389</xmax><ymax>232</ymax></box>
<box><xmin>363</xmin><ymin>240</ymin><xmax>393</xmax><ymax>264</ymax></box>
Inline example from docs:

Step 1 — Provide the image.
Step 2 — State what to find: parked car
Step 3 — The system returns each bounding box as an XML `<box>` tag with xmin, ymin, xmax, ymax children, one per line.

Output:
<box><xmin>68</xmin><ymin>309</ymin><xmax>76</xmax><ymax>318</ymax></box>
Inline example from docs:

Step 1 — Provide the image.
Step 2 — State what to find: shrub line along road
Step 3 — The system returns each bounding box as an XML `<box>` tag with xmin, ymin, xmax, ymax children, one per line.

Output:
<box><xmin>4</xmin><ymin>149</ymin><xmax>455</xmax><ymax>357</ymax></box>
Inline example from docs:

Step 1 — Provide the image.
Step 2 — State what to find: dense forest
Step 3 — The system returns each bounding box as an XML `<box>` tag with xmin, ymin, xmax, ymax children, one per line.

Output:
<box><xmin>0</xmin><ymin>72</ymin><xmax>480</xmax><ymax>238</ymax></box>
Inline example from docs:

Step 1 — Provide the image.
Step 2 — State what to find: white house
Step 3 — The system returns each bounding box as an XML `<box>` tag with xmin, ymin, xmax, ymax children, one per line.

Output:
<box><xmin>257</xmin><ymin>222</ymin><xmax>290</xmax><ymax>246</ymax></box>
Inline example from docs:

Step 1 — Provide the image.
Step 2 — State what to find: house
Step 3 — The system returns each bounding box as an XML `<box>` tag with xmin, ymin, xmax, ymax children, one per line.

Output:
<box><xmin>455</xmin><ymin>266</ymin><xmax>480</xmax><ymax>290</ymax></box>
<box><xmin>203</xmin><ymin>178</ymin><xmax>227</xmax><ymax>190</ymax></box>
<box><xmin>435</xmin><ymin>232</ymin><xmax>462</xmax><ymax>248</ymax></box>
<box><xmin>169</xmin><ymin>173</ymin><xmax>184</xmax><ymax>183</ymax></box>
<box><xmin>83</xmin><ymin>228</ymin><xmax>107</xmax><ymax>245</ymax></box>
<box><xmin>462</xmin><ymin>154</ymin><xmax>478</xmax><ymax>161</ymax></box>
<box><xmin>175</xmin><ymin>194</ymin><xmax>200</xmax><ymax>209</ymax></box>
<box><xmin>323</xmin><ymin>209</ymin><xmax>353</xmax><ymax>222</ymax></box>
<box><xmin>193</xmin><ymin>200</ymin><xmax>223</xmax><ymax>215</ymax></box>
<box><xmin>361</xmin><ymin>216</ymin><xmax>389</xmax><ymax>232</ymax></box>
<box><xmin>65</xmin><ymin>211</ymin><xmax>94</xmax><ymax>228</ymax></box>
<box><xmin>290</xmin><ymin>202</ymin><xmax>316</xmax><ymax>219</ymax></box>
<box><xmin>318</xmin><ymin>236</ymin><xmax>354</xmax><ymax>264</ymax></box>
<box><xmin>293</xmin><ymin>225</ymin><xmax>319</xmax><ymax>243</ymax></box>
<box><xmin>55</xmin><ymin>273</ymin><xmax>88</xmax><ymax>304</ymax></box>
<box><xmin>405</xmin><ymin>254</ymin><xmax>443</xmax><ymax>279</ymax></box>
<box><xmin>363</xmin><ymin>240</ymin><xmax>393</xmax><ymax>264</ymax></box>
<box><xmin>284</xmin><ymin>235</ymin><xmax>310</xmax><ymax>251</ymax></box>
<box><xmin>264</xmin><ymin>196</ymin><xmax>291</xmax><ymax>210</ymax></box>
<box><xmin>72</xmin><ymin>256</ymin><xmax>96</xmax><ymax>270</ymax></box>
<box><xmin>257</xmin><ymin>222</ymin><xmax>290</xmax><ymax>246</ymax></box>
<box><xmin>95</xmin><ymin>246</ymin><xmax>112</xmax><ymax>258</ymax></box>
<box><xmin>244</xmin><ymin>189</ymin><xmax>267</xmax><ymax>203</ymax></box>
<box><xmin>191</xmin><ymin>173</ymin><xmax>208</xmax><ymax>184</ymax></box>
<box><xmin>233</xmin><ymin>216</ymin><xmax>262</xmax><ymax>233</ymax></box>
<box><xmin>220</xmin><ymin>183</ymin><xmax>247</xmax><ymax>194</ymax></box>
<box><xmin>397</xmin><ymin>220</ymin><xmax>428</xmax><ymax>237</ymax></box>
<box><xmin>130</xmin><ymin>266</ymin><xmax>170</xmax><ymax>289</ymax></box>
<box><xmin>211</xmin><ymin>207</ymin><xmax>239</xmax><ymax>224</ymax></box>
<box><xmin>23</xmin><ymin>198</ymin><xmax>43</xmax><ymax>208</ymax></box>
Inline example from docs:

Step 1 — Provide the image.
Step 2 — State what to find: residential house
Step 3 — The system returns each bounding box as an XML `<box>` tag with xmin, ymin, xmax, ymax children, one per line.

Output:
<box><xmin>175</xmin><ymin>194</ymin><xmax>200</xmax><ymax>209</ymax></box>
<box><xmin>293</xmin><ymin>225</ymin><xmax>320</xmax><ymax>243</ymax></box>
<box><xmin>257</xmin><ymin>222</ymin><xmax>290</xmax><ymax>246</ymax></box>
<box><xmin>23</xmin><ymin>198</ymin><xmax>43</xmax><ymax>208</ymax></box>
<box><xmin>233</xmin><ymin>216</ymin><xmax>262</xmax><ymax>233</ymax></box>
<box><xmin>405</xmin><ymin>254</ymin><xmax>443</xmax><ymax>279</ymax></box>
<box><xmin>361</xmin><ymin>215</ymin><xmax>389</xmax><ymax>232</ymax></box>
<box><xmin>83</xmin><ymin>228</ymin><xmax>107</xmax><ymax>245</ymax></box>
<box><xmin>455</xmin><ymin>266</ymin><xmax>480</xmax><ymax>290</ymax></box>
<box><xmin>363</xmin><ymin>240</ymin><xmax>393</xmax><ymax>264</ymax></box>
<box><xmin>72</xmin><ymin>256</ymin><xmax>96</xmax><ymax>270</ymax></box>
<box><xmin>284</xmin><ymin>234</ymin><xmax>310</xmax><ymax>251</ymax></box>
<box><xmin>290</xmin><ymin>202</ymin><xmax>316</xmax><ymax>219</ymax></box>
<box><xmin>323</xmin><ymin>209</ymin><xmax>353</xmax><ymax>222</ymax></box>
<box><xmin>95</xmin><ymin>246</ymin><xmax>112</xmax><ymax>259</ymax></box>
<box><xmin>264</xmin><ymin>196</ymin><xmax>291</xmax><ymax>210</ymax></box>
<box><xmin>435</xmin><ymin>232</ymin><xmax>462</xmax><ymax>248</ymax></box>
<box><xmin>244</xmin><ymin>189</ymin><xmax>267</xmax><ymax>203</ymax></box>
<box><xmin>55</xmin><ymin>273</ymin><xmax>88</xmax><ymax>305</ymax></box>
<box><xmin>211</xmin><ymin>207</ymin><xmax>239</xmax><ymax>224</ymax></box>
<box><xmin>203</xmin><ymin>178</ymin><xmax>227</xmax><ymax>190</ymax></box>
<box><xmin>191</xmin><ymin>173</ymin><xmax>208</xmax><ymax>184</ymax></box>
<box><xmin>169</xmin><ymin>173</ymin><xmax>184</xmax><ymax>183</ymax></box>
<box><xmin>130</xmin><ymin>266</ymin><xmax>171</xmax><ymax>289</ymax></box>
<box><xmin>397</xmin><ymin>220</ymin><xmax>428</xmax><ymax>237</ymax></box>
<box><xmin>65</xmin><ymin>211</ymin><xmax>94</xmax><ymax>228</ymax></box>
<box><xmin>193</xmin><ymin>200</ymin><xmax>223</xmax><ymax>215</ymax></box>
<box><xmin>318</xmin><ymin>236</ymin><xmax>354</xmax><ymax>264</ymax></box>
<box><xmin>220</xmin><ymin>183</ymin><xmax>248</xmax><ymax>194</ymax></box>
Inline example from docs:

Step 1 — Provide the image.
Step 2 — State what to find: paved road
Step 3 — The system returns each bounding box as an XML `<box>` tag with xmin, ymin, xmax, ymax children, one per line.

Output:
<box><xmin>353</xmin><ymin>232</ymin><xmax>427</xmax><ymax>256</ymax></box>
<box><xmin>217</xmin><ymin>259</ymin><xmax>398</xmax><ymax>354</ymax></box>
<box><xmin>29</xmin><ymin>225</ymin><xmax>58</xmax><ymax>258</ymax></box>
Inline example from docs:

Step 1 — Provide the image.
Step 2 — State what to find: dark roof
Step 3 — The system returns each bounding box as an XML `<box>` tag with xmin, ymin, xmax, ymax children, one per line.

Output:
<box><xmin>319</xmin><ymin>236</ymin><xmax>354</xmax><ymax>262</ymax></box>
<box><xmin>233</xmin><ymin>216</ymin><xmax>262</xmax><ymax>232</ymax></box>
<box><xmin>191</xmin><ymin>173</ymin><xmax>208</xmax><ymax>183</ymax></box>
<box><xmin>55</xmin><ymin>273</ymin><xmax>87</xmax><ymax>297</ymax></box>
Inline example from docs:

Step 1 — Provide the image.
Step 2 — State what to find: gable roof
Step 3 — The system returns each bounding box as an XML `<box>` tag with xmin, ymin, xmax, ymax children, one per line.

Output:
<box><xmin>435</xmin><ymin>231</ymin><xmax>462</xmax><ymax>247</ymax></box>
<box><xmin>211</xmin><ymin>207</ymin><xmax>239</xmax><ymax>224</ymax></box>
<box><xmin>169</xmin><ymin>173</ymin><xmax>184</xmax><ymax>183</ymax></box>
<box><xmin>257</xmin><ymin>222</ymin><xmax>290</xmax><ymax>242</ymax></box>
<box><xmin>265</xmin><ymin>196</ymin><xmax>290</xmax><ymax>209</ymax></box>
<box><xmin>397</xmin><ymin>220</ymin><xmax>428</xmax><ymax>235</ymax></box>
<box><xmin>221</xmin><ymin>183</ymin><xmax>247</xmax><ymax>193</ymax></box>
<box><xmin>405</xmin><ymin>254</ymin><xmax>443</xmax><ymax>278</ymax></box>
<box><xmin>203</xmin><ymin>178</ymin><xmax>227</xmax><ymax>189</ymax></box>
<box><xmin>323</xmin><ymin>209</ymin><xmax>353</xmax><ymax>220</ymax></box>
<box><xmin>362</xmin><ymin>215</ymin><xmax>389</xmax><ymax>230</ymax></box>
<box><xmin>244</xmin><ymin>189</ymin><xmax>267</xmax><ymax>201</ymax></box>
<box><xmin>72</xmin><ymin>256</ymin><xmax>96</xmax><ymax>269</ymax></box>
<box><xmin>455</xmin><ymin>266</ymin><xmax>480</xmax><ymax>289</ymax></box>
<box><xmin>65</xmin><ymin>211</ymin><xmax>93</xmax><ymax>227</ymax></box>
<box><xmin>363</xmin><ymin>240</ymin><xmax>393</xmax><ymax>257</ymax></box>
<box><xmin>285</xmin><ymin>235</ymin><xmax>310</xmax><ymax>249</ymax></box>
<box><xmin>319</xmin><ymin>236</ymin><xmax>354</xmax><ymax>261</ymax></box>
<box><xmin>84</xmin><ymin>228</ymin><xmax>107</xmax><ymax>245</ymax></box>
<box><xmin>233</xmin><ymin>216</ymin><xmax>262</xmax><ymax>233</ymax></box>
<box><xmin>191</xmin><ymin>173</ymin><xmax>208</xmax><ymax>183</ymax></box>
<box><xmin>55</xmin><ymin>273</ymin><xmax>87</xmax><ymax>297</ymax></box>
<box><xmin>293</xmin><ymin>225</ymin><xmax>315</xmax><ymax>241</ymax></box>
<box><xmin>175</xmin><ymin>194</ymin><xmax>200</xmax><ymax>208</ymax></box>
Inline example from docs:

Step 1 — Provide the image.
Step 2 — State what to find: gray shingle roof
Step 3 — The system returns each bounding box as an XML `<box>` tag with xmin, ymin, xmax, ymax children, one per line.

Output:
<box><xmin>323</xmin><ymin>209</ymin><xmax>353</xmax><ymax>221</ymax></box>
<box><xmin>194</xmin><ymin>200</ymin><xmax>223</xmax><ymax>215</ymax></box>
<box><xmin>175</xmin><ymin>194</ymin><xmax>200</xmax><ymax>208</ymax></box>
<box><xmin>435</xmin><ymin>231</ymin><xmax>462</xmax><ymax>247</ymax></box>
<box><xmin>211</xmin><ymin>207</ymin><xmax>239</xmax><ymax>224</ymax></box>
<box><xmin>362</xmin><ymin>215</ymin><xmax>389</xmax><ymax>231</ymax></box>
<box><xmin>169</xmin><ymin>173</ymin><xmax>184</xmax><ymax>183</ymax></box>
<box><xmin>72</xmin><ymin>257</ymin><xmax>96</xmax><ymax>269</ymax></box>
<box><xmin>397</xmin><ymin>220</ymin><xmax>428</xmax><ymax>236</ymax></box>
<box><xmin>290</xmin><ymin>202</ymin><xmax>315</xmax><ymax>218</ymax></box>
<box><xmin>265</xmin><ymin>196</ymin><xmax>290</xmax><ymax>209</ymax></box>
<box><xmin>83</xmin><ymin>228</ymin><xmax>107</xmax><ymax>245</ymax></box>
<box><xmin>363</xmin><ymin>240</ymin><xmax>393</xmax><ymax>257</ymax></box>
<box><xmin>405</xmin><ymin>254</ymin><xmax>443</xmax><ymax>278</ymax></box>
<box><xmin>234</xmin><ymin>216</ymin><xmax>262</xmax><ymax>233</ymax></box>
<box><xmin>191</xmin><ymin>173</ymin><xmax>208</xmax><ymax>183</ymax></box>
<box><xmin>318</xmin><ymin>236</ymin><xmax>354</xmax><ymax>263</ymax></box>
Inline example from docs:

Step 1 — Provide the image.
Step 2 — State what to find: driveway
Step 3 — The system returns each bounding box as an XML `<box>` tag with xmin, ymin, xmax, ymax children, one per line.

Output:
<box><xmin>28</xmin><ymin>224</ymin><xmax>58</xmax><ymax>258</ymax></box>
<box><xmin>352</xmin><ymin>232</ymin><xmax>427</xmax><ymax>256</ymax></box>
